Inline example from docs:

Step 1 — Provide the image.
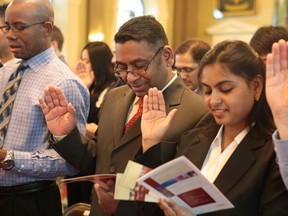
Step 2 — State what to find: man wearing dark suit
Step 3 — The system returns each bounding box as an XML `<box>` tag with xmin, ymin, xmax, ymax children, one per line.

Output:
<box><xmin>39</xmin><ymin>15</ymin><xmax>208</xmax><ymax>216</ymax></box>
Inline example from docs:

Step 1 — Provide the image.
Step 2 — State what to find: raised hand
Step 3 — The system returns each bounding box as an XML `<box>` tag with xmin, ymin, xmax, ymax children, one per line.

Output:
<box><xmin>141</xmin><ymin>87</ymin><xmax>177</xmax><ymax>152</ymax></box>
<box><xmin>38</xmin><ymin>85</ymin><xmax>76</xmax><ymax>136</ymax></box>
<box><xmin>72</xmin><ymin>60</ymin><xmax>95</xmax><ymax>89</ymax></box>
<box><xmin>266</xmin><ymin>39</ymin><xmax>288</xmax><ymax>139</ymax></box>
<box><xmin>159</xmin><ymin>199</ymin><xmax>195</xmax><ymax>216</ymax></box>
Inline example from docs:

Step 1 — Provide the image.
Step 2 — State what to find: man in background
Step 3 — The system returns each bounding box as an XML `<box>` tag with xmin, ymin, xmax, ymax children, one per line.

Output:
<box><xmin>174</xmin><ymin>39</ymin><xmax>210</xmax><ymax>94</ymax></box>
<box><xmin>51</xmin><ymin>25</ymin><xmax>68</xmax><ymax>64</ymax></box>
<box><xmin>250</xmin><ymin>25</ymin><xmax>288</xmax><ymax>62</ymax></box>
<box><xmin>0</xmin><ymin>2</ymin><xmax>19</xmax><ymax>95</ymax></box>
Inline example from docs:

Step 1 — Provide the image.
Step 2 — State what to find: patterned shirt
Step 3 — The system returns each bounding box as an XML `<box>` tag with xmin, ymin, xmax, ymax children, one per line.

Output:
<box><xmin>0</xmin><ymin>47</ymin><xmax>90</xmax><ymax>186</ymax></box>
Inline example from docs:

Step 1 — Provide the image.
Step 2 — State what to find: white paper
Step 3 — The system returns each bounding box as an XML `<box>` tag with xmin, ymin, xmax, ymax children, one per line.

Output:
<box><xmin>137</xmin><ymin>156</ymin><xmax>234</xmax><ymax>215</ymax></box>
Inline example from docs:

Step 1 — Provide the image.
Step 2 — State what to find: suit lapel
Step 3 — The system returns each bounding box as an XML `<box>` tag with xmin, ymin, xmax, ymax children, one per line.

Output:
<box><xmin>181</xmin><ymin>123</ymin><xmax>259</xmax><ymax>196</ymax></box>
<box><xmin>113</xmin><ymin>89</ymin><xmax>135</xmax><ymax>146</ymax></box>
<box><xmin>162</xmin><ymin>76</ymin><xmax>183</xmax><ymax>111</ymax></box>
<box><xmin>184</xmin><ymin>125</ymin><xmax>219</xmax><ymax>169</ymax></box>
<box><xmin>214</xmin><ymin>131</ymin><xmax>263</xmax><ymax>195</ymax></box>
<box><xmin>113</xmin><ymin>89</ymin><xmax>143</xmax><ymax>149</ymax></box>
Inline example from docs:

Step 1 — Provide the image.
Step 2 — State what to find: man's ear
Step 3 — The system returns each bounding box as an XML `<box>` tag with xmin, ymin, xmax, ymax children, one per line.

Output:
<box><xmin>51</xmin><ymin>40</ymin><xmax>58</xmax><ymax>48</ymax></box>
<box><xmin>43</xmin><ymin>21</ymin><xmax>53</xmax><ymax>38</ymax></box>
<box><xmin>162</xmin><ymin>46</ymin><xmax>174</xmax><ymax>67</ymax></box>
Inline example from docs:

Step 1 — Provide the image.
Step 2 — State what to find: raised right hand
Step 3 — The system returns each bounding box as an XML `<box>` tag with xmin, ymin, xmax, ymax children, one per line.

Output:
<box><xmin>141</xmin><ymin>88</ymin><xmax>177</xmax><ymax>152</ymax></box>
<box><xmin>38</xmin><ymin>85</ymin><xmax>77</xmax><ymax>136</ymax></box>
<box><xmin>72</xmin><ymin>60</ymin><xmax>95</xmax><ymax>89</ymax></box>
<box><xmin>266</xmin><ymin>39</ymin><xmax>288</xmax><ymax>139</ymax></box>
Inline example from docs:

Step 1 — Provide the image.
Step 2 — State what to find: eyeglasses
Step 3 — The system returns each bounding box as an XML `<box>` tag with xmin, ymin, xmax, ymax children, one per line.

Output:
<box><xmin>114</xmin><ymin>46</ymin><xmax>164</xmax><ymax>79</ymax></box>
<box><xmin>173</xmin><ymin>66</ymin><xmax>199</xmax><ymax>74</ymax></box>
<box><xmin>0</xmin><ymin>22</ymin><xmax>45</xmax><ymax>34</ymax></box>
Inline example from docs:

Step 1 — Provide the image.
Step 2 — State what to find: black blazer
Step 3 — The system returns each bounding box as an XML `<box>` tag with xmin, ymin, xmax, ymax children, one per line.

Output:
<box><xmin>137</xmin><ymin>114</ymin><xmax>288</xmax><ymax>216</ymax></box>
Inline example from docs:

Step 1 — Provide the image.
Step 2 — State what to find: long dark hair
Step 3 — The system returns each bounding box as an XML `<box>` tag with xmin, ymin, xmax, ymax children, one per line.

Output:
<box><xmin>82</xmin><ymin>42</ymin><xmax>116</xmax><ymax>100</ymax></box>
<box><xmin>198</xmin><ymin>40</ymin><xmax>275</xmax><ymax>137</ymax></box>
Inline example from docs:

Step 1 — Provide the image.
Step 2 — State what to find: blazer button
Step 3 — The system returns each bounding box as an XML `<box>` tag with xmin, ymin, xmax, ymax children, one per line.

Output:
<box><xmin>110</xmin><ymin>165</ymin><xmax>116</xmax><ymax>173</ymax></box>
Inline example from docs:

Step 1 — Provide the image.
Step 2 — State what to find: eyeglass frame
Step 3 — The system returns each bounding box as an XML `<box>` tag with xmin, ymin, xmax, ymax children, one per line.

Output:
<box><xmin>114</xmin><ymin>46</ymin><xmax>164</xmax><ymax>79</ymax></box>
<box><xmin>0</xmin><ymin>21</ymin><xmax>46</xmax><ymax>34</ymax></box>
<box><xmin>173</xmin><ymin>65</ymin><xmax>199</xmax><ymax>75</ymax></box>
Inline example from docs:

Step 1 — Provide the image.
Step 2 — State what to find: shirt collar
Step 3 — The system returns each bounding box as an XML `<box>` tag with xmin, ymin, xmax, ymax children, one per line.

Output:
<box><xmin>213</xmin><ymin>124</ymin><xmax>253</xmax><ymax>151</ymax></box>
<box><xmin>161</xmin><ymin>72</ymin><xmax>177</xmax><ymax>92</ymax></box>
<box><xmin>25</xmin><ymin>46</ymin><xmax>56</xmax><ymax>73</ymax></box>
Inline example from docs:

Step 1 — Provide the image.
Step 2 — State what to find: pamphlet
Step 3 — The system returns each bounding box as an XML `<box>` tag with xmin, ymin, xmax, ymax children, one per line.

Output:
<box><xmin>137</xmin><ymin>156</ymin><xmax>234</xmax><ymax>215</ymax></box>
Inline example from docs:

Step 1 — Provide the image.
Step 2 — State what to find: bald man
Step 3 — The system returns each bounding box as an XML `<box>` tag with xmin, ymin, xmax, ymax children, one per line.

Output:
<box><xmin>0</xmin><ymin>1</ymin><xmax>89</xmax><ymax>215</ymax></box>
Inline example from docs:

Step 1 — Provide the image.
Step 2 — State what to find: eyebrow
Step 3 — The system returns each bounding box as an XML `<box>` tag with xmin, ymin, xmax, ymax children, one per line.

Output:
<box><xmin>116</xmin><ymin>58</ymin><xmax>148</xmax><ymax>66</ymax></box>
<box><xmin>201</xmin><ymin>80</ymin><xmax>234</xmax><ymax>88</ymax></box>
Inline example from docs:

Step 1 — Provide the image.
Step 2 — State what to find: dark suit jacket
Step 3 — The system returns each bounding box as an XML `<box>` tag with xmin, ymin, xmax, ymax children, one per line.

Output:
<box><xmin>138</xmin><ymin>114</ymin><xmax>288</xmax><ymax>216</ymax></box>
<box><xmin>51</xmin><ymin>76</ymin><xmax>209</xmax><ymax>216</ymax></box>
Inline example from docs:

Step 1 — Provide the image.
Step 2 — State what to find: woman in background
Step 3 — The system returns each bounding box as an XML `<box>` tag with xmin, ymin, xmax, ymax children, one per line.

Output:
<box><xmin>74</xmin><ymin>42</ymin><xmax>123</xmax><ymax>138</ymax></box>
<box><xmin>70</xmin><ymin>41</ymin><xmax>123</xmax><ymax>206</ymax></box>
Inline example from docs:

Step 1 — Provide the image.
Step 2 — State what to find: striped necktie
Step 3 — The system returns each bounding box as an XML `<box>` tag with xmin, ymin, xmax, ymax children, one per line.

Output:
<box><xmin>0</xmin><ymin>63</ymin><xmax>28</xmax><ymax>145</ymax></box>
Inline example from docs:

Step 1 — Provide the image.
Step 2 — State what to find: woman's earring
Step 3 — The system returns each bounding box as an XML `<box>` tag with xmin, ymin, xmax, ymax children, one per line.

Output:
<box><xmin>255</xmin><ymin>94</ymin><xmax>260</xmax><ymax>101</ymax></box>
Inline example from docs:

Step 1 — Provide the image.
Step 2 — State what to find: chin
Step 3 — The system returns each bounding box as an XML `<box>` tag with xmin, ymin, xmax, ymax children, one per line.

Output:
<box><xmin>134</xmin><ymin>92</ymin><xmax>147</xmax><ymax>97</ymax></box>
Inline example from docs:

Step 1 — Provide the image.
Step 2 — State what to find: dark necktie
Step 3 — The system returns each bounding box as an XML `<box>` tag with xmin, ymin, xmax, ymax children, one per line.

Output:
<box><xmin>0</xmin><ymin>63</ymin><xmax>29</xmax><ymax>145</ymax></box>
<box><xmin>124</xmin><ymin>98</ymin><xmax>143</xmax><ymax>133</ymax></box>
<box><xmin>0</xmin><ymin>63</ymin><xmax>3</xmax><ymax>68</ymax></box>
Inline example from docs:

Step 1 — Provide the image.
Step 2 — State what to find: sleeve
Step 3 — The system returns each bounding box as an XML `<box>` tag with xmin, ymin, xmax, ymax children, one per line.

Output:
<box><xmin>12</xmin><ymin>79</ymin><xmax>90</xmax><ymax>178</ymax></box>
<box><xmin>273</xmin><ymin>130</ymin><xmax>288</xmax><ymax>190</ymax></box>
<box><xmin>50</xmin><ymin>127</ymin><xmax>96</xmax><ymax>175</ymax></box>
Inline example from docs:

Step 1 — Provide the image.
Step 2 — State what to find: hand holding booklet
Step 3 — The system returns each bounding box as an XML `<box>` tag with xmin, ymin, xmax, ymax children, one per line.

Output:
<box><xmin>116</xmin><ymin>156</ymin><xmax>234</xmax><ymax>215</ymax></box>
<box><xmin>62</xmin><ymin>156</ymin><xmax>234</xmax><ymax>215</ymax></box>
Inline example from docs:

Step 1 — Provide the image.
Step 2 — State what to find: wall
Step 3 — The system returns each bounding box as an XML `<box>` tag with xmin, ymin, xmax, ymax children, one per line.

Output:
<box><xmin>197</xmin><ymin>0</ymin><xmax>276</xmax><ymax>44</ymax></box>
<box><xmin>53</xmin><ymin>0</ymin><xmax>88</xmax><ymax>67</ymax></box>
<box><xmin>0</xmin><ymin>0</ymin><xmax>280</xmax><ymax>64</ymax></box>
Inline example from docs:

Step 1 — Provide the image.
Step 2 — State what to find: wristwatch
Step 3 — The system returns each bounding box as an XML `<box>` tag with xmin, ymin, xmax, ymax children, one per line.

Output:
<box><xmin>2</xmin><ymin>150</ymin><xmax>14</xmax><ymax>170</ymax></box>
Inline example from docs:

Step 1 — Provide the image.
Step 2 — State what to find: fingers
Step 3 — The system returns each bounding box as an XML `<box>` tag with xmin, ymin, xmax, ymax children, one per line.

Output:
<box><xmin>38</xmin><ymin>96</ymin><xmax>49</xmax><ymax>115</ymax></box>
<box><xmin>266</xmin><ymin>53</ymin><xmax>274</xmax><ymax>79</ymax></box>
<box><xmin>272</xmin><ymin>41</ymin><xmax>281</xmax><ymax>77</ymax></box>
<box><xmin>279</xmin><ymin>39</ymin><xmax>288</xmax><ymax>69</ymax></box>
<box><xmin>67</xmin><ymin>102</ymin><xmax>76</xmax><ymax>117</ymax></box>
<box><xmin>145</xmin><ymin>87</ymin><xmax>165</xmax><ymax>111</ymax></box>
<box><xmin>43</xmin><ymin>85</ymin><xmax>69</xmax><ymax>109</ymax></box>
<box><xmin>159</xmin><ymin>199</ymin><xmax>176</xmax><ymax>216</ymax></box>
<box><xmin>50</xmin><ymin>85</ymin><xmax>69</xmax><ymax>107</ymax></box>
<box><xmin>94</xmin><ymin>183</ymin><xmax>118</xmax><ymax>213</ymax></box>
<box><xmin>267</xmin><ymin>39</ymin><xmax>288</xmax><ymax>79</ymax></box>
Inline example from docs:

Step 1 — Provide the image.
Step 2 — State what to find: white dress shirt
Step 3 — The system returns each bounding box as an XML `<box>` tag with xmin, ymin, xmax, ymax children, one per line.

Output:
<box><xmin>201</xmin><ymin>125</ymin><xmax>251</xmax><ymax>183</ymax></box>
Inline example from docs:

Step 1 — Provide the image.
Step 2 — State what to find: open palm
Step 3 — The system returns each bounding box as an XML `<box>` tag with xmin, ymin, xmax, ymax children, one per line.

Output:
<box><xmin>266</xmin><ymin>40</ymin><xmax>288</xmax><ymax>123</ymax></box>
<box><xmin>141</xmin><ymin>88</ymin><xmax>177</xmax><ymax>152</ymax></box>
<box><xmin>38</xmin><ymin>85</ymin><xmax>77</xmax><ymax>136</ymax></box>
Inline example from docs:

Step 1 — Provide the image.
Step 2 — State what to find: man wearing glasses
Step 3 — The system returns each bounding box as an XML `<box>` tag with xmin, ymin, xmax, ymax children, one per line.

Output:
<box><xmin>39</xmin><ymin>15</ymin><xmax>208</xmax><ymax>216</ymax></box>
<box><xmin>0</xmin><ymin>2</ymin><xmax>19</xmax><ymax>95</ymax></box>
<box><xmin>0</xmin><ymin>1</ymin><xmax>89</xmax><ymax>215</ymax></box>
<box><xmin>174</xmin><ymin>39</ymin><xmax>211</xmax><ymax>94</ymax></box>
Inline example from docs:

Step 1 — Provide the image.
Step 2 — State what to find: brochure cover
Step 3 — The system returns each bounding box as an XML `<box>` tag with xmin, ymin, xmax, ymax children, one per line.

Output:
<box><xmin>136</xmin><ymin>156</ymin><xmax>234</xmax><ymax>215</ymax></box>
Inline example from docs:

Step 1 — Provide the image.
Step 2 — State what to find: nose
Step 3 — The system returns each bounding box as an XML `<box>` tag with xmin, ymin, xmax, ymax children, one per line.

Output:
<box><xmin>179</xmin><ymin>72</ymin><xmax>188</xmax><ymax>79</ymax></box>
<box><xmin>126</xmin><ymin>72</ymin><xmax>140</xmax><ymax>83</ymax></box>
<box><xmin>5</xmin><ymin>29</ymin><xmax>17</xmax><ymax>40</ymax></box>
<box><xmin>207</xmin><ymin>91</ymin><xmax>222</xmax><ymax>106</ymax></box>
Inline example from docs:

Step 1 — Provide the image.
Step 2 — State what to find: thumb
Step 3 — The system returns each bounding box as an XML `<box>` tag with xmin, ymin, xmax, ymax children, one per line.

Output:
<box><xmin>165</xmin><ymin>109</ymin><xmax>177</xmax><ymax>125</ymax></box>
